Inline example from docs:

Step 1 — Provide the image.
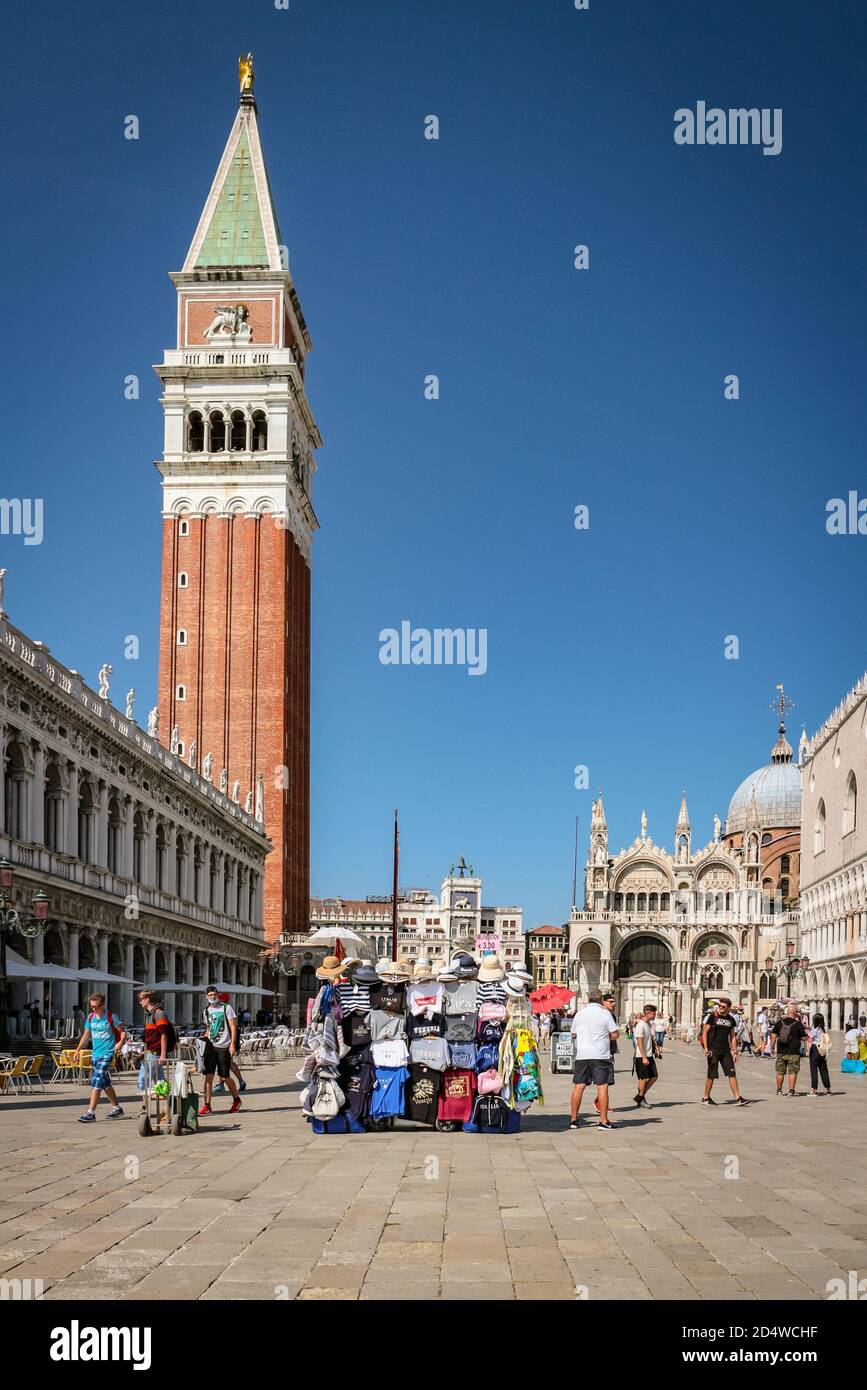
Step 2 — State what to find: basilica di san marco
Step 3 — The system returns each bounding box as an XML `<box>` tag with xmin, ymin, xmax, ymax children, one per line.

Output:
<box><xmin>568</xmin><ymin>707</ymin><xmax>803</xmax><ymax>1029</ymax></box>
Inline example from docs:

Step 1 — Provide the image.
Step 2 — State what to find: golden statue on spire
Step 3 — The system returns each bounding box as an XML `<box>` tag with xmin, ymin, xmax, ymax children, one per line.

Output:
<box><xmin>238</xmin><ymin>53</ymin><xmax>255</xmax><ymax>95</ymax></box>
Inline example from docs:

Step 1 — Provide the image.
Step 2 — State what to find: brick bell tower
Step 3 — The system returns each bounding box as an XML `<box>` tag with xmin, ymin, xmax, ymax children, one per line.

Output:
<box><xmin>155</xmin><ymin>55</ymin><xmax>321</xmax><ymax>944</ymax></box>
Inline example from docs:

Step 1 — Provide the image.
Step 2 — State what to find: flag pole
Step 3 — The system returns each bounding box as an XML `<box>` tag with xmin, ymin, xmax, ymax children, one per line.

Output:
<box><xmin>391</xmin><ymin>809</ymin><xmax>399</xmax><ymax>961</ymax></box>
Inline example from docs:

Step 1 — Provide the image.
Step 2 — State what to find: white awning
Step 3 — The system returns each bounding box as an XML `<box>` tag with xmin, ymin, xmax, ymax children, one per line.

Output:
<box><xmin>6</xmin><ymin>950</ymin><xmax>141</xmax><ymax>986</ymax></box>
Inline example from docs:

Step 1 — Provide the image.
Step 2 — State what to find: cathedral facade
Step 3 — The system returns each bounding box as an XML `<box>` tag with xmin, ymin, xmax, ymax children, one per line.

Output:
<box><xmin>568</xmin><ymin>711</ymin><xmax>803</xmax><ymax>1027</ymax></box>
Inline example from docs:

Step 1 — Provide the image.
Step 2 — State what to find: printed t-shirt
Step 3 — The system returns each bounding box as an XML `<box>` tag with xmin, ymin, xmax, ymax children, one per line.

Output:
<box><xmin>703</xmin><ymin>1012</ymin><xmax>737</xmax><ymax>1053</ymax></box>
<box><xmin>369</xmin><ymin>1065</ymin><xmax>409</xmax><ymax>1119</ymax></box>
<box><xmin>372</xmin><ymin>1038</ymin><xmax>409</xmax><ymax>1068</ymax></box>
<box><xmin>87</xmin><ymin>1011</ymin><xmax>120</xmax><ymax>1060</ymax></box>
<box><xmin>443</xmin><ymin>979</ymin><xmax>478</xmax><ymax>1015</ymax></box>
<box><xmin>476</xmin><ymin>981</ymin><xmax>507</xmax><ymax>1004</ymax></box>
<box><xmin>343</xmin><ymin>1062</ymin><xmax>376</xmax><ymax>1120</ymax></box>
<box><xmin>407</xmin><ymin>982</ymin><xmax>445</xmax><ymax>1017</ymax></box>
<box><xmin>369</xmin><ymin>982</ymin><xmax>407</xmax><ymax>1016</ymax></box>
<box><xmin>203</xmin><ymin>1002</ymin><xmax>236</xmax><ymax>1048</ymax></box>
<box><xmin>406</xmin><ymin>1011</ymin><xmax>445</xmax><ymax>1041</ymax></box>
<box><xmin>570</xmin><ymin>1003</ymin><xmax>617</xmax><ymax>1060</ymax></box>
<box><xmin>410</xmin><ymin>1036</ymin><xmax>450</xmax><ymax>1071</ymax></box>
<box><xmin>368</xmin><ymin>1009</ymin><xmax>405</xmax><ymax>1042</ymax></box>
<box><xmin>406</xmin><ymin>1063</ymin><xmax>442</xmax><ymax>1125</ymax></box>
<box><xmin>335</xmin><ymin>981</ymin><xmax>371</xmax><ymax>1014</ymax></box>
<box><xmin>449</xmin><ymin>1040</ymin><xmax>478</xmax><ymax>1070</ymax></box>
<box><xmin>438</xmin><ymin>1068</ymin><xmax>477</xmax><ymax>1123</ymax></box>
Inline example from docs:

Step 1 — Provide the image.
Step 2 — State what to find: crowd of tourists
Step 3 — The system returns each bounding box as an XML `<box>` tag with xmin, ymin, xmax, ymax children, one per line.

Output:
<box><xmin>71</xmin><ymin>986</ymin><xmax>253</xmax><ymax>1124</ymax></box>
<box><xmin>565</xmin><ymin>990</ymin><xmax>859</xmax><ymax>1129</ymax></box>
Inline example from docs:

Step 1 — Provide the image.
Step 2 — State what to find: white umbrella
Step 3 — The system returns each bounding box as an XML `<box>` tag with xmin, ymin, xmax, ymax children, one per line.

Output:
<box><xmin>305</xmin><ymin>926</ymin><xmax>367</xmax><ymax>950</ymax></box>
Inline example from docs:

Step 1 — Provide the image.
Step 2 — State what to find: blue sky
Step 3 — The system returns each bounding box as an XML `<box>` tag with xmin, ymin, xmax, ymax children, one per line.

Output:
<box><xmin>4</xmin><ymin>1</ymin><xmax>867</xmax><ymax>926</ymax></box>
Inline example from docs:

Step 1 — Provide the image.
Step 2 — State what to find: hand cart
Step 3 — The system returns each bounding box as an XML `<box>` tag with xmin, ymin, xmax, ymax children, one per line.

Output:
<box><xmin>138</xmin><ymin>1055</ymin><xmax>199</xmax><ymax>1137</ymax></box>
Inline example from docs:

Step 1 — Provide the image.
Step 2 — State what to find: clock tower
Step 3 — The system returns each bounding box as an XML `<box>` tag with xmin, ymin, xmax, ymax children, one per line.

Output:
<box><xmin>155</xmin><ymin>59</ymin><xmax>321</xmax><ymax>943</ymax></box>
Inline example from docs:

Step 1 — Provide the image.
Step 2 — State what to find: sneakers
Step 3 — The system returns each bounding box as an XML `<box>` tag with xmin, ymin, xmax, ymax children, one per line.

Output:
<box><xmin>568</xmin><ymin>1120</ymin><xmax>580</xmax><ymax>1130</ymax></box>
<box><xmin>736</xmin><ymin>1097</ymin><xmax>751</xmax><ymax>1106</ymax></box>
<box><xmin>238</xmin><ymin>1080</ymin><xmax>247</xmax><ymax>1092</ymax></box>
<box><xmin>700</xmin><ymin>1096</ymin><xmax>716</xmax><ymax>1105</ymax></box>
<box><xmin>598</xmin><ymin>1121</ymin><xmax>614</xmax><ymax>1130</ymax></box>
<box><xmin>107</xmin><ymin>1105</ymin><xmax>124</xmax><ymax>1119</ymax></box>
<box><xmin>213</xmin><ymin>1083</ymin><xmax>226</xmax><ymax>1094</ymax></box>
<box><xmin>229</xmin><ymin>1097</ymin><xmax>242</xmax><ymax>1114</ymax></box>
<box><xmin>78</xmin><ymin>1111</ymin><xmax>96</xmax><ymax>1123</ymax></box>
<box><xmin>198</xmin><ymin>1103</ymin><xmax>212</xmax><ymax>1117</ymax></box>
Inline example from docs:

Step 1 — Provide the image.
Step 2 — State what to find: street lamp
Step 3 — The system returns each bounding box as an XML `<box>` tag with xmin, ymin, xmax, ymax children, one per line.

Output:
<box><xmin>0</xmin><ymin>859</ymin><xmax>51</xmax><ymax>1047</ymax></box>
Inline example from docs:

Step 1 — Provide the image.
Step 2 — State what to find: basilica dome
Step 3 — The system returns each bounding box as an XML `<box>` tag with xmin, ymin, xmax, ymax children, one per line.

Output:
<box><xmin>725</xmin><ymin>761</ymin><xmax>801</xmax><ymax>835</ymax></box>
<box><xmin>725</xmin><ymin>705</ymin><xmax>802</xmax><ymax>835</ymax></box>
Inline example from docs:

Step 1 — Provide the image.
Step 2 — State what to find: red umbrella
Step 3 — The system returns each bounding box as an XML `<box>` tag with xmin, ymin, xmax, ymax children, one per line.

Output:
<box><xmin>529</xmin><ymin>986</ymin><xmax>574</xmax><ymax>1013</ymax></box>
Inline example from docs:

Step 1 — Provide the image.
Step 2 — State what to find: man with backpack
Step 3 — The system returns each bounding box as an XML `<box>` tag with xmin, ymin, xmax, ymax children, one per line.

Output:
<box><xmin>137</xmin><ymin>989</ymin><xmax>175</xmax><ymax>1111</ymax></box>
<box><xmin>770</xmin><ymin>1002</ymin><xmax>808</xmax><ymax>1096</ymax></box>
<box><xmin>74</xmin><ymin>992</ymin><xmax>126</xmax><ymax>1123</ymax></box>
<box><xmin>199</xmin><ymin>985</ymin><xmax>242</xmax><ymax>1116</ymax></box>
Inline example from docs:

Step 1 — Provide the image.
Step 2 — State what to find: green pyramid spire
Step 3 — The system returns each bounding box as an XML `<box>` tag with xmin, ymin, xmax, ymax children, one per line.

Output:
<box><xmin>185</xmin><ymin>99</ymin><xmax>284</xmax><ymax>273</ymax></box>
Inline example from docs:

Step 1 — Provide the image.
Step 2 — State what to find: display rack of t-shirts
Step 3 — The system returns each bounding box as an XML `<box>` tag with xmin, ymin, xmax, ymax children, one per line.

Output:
<box><xmin>303</xmin><ymin>953</ymin><xmax>543</xmax><ymax>1135</ymax></box>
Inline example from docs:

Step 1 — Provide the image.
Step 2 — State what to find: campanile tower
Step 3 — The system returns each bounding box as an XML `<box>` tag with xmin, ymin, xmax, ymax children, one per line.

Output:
<box><xmin>155</xmin><ymin>57</ymin><xmax>321</xmax><ymax>942</ymax></box>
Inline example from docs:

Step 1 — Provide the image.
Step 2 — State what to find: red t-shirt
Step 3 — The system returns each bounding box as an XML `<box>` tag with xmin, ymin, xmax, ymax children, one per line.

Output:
<box><xmin>437</xmin><ymin>1067</ymin><xmax>477</xmax><ymax>1123</ymax></box>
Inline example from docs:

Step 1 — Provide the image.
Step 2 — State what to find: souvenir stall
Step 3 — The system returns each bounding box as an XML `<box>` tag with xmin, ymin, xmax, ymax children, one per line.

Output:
<box><xmin>298</xmin><ymin>950</ymin><xmax>543</xmax><ymax>1135</ymax></box>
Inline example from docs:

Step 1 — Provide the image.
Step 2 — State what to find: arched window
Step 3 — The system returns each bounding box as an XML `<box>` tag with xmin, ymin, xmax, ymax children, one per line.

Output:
<box><xmin>132</xmin><ymin>809</ymin><xmax>146</xmax><ymax>885</ymax></box>
<box><xmin>815</xmin><ymin>799</ymin><xmax>826</xmax><ymax>855</ymax></box>
<box><xmin>155</xmin><ymin>823</ymin><xmax>167</xmax><ymax>891</ymax></box>
<box><xmin>44</xmin><ymin>761</ymin><xmax>64</xmax><ymax>851</ymax></box>
<box><xmin>178</xmin><ymin>572</ymin><xmax>188</xmax><ymax>589</ymax></box>
<box><xmin>208</xmin><ymin>410</ymin><xmax>226</xmax><ymax>452</ymax></box>
<box><xmin>107</xmin><ymin>793</ymin><xmax>122</xmax><ymax>874</ymax></box>
<box><xmin>176</xmin><ymin>684</ymin><xmax>186</xmax><ymax>701</ymax></box>
<box><xmin>77</xmin><ymin>780</ymin><xmax>96</xmax><ymax>864</ymax></box>
<box><xmin>187</xmin><ymin>412</ymin><xmax>204</xmax><ymax>452</ymax></box>
<box><xmin>4</xmin><ymin>741</ymin><xmax>29</xmax><ymax>841</ymax></box>
<box><xmin>615</xmin><ymin>935</ymin><xmax>673</xmax><ymax>980</ymax></box>
<box><xmin>252</xmin><ymin>410</ymin><xmax>267</xmax><ymax>452</ymax></box>
<box><xmin>844</xmin><ymin>772</ymin><xmax>857</xmax><ymax>835</ymax></box>
<box><xmin>179</xmin><ymin>519</ymin><xmax>190</xmax><ymax>537</ymax></box>
<box><xmin>230</xmin><ymin>410</ymin><xmax>247</xmax><ymax>451</ymax></box>
<box><xmin>779</xmin><ymin>877</ymin><xmax>790</xmax><ymax>902</ymax></box>
<box><xmin>177</xmin><ymin>630</ymin><xmax>187</xmax><ymax>646</ymax></box>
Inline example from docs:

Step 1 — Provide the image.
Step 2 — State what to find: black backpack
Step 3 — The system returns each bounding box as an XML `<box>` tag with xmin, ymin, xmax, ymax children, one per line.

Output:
<box><xmin>472</xmin><ymin>1094</ymin><xmax>507</xmax><ymax>1131</ymax></box>
<box><xmin>777</xmin><ymin>1019</ymin><xmax>795</xmax><ymax>1047</ymax></box>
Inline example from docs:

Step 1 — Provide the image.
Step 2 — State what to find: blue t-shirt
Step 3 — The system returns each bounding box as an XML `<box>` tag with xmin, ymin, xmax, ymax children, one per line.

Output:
<box><xmin>88</xmin><ymin>1011</ymin><xmax>119</xmax><ymax>1060</ymax></box>
<box><xmin>369</xmin><ymin>1066</ymin><xmax>409</xmax><ymax>1119</ymax></box>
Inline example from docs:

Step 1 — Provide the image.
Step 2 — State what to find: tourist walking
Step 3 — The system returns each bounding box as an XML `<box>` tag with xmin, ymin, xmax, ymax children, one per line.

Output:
<box><xmin>770</xmin><ymin>1003</ymin><xmax>807</xmax><ymax>1095</ymax></box>
<box><xmin>539</xmin><ymin>1012</ymin><xmax>552</xmax><ymax>1053</ymax></box>
<box><xmin>633</xmin><ymin>1003</ymin><xmax>659</xmax><ymax>1107</ymax></box>
<box><xmin>701</xmin><ymin>997</ymin><xmax>749</xmax><ymax>1106</ymax></box>
<box><xmin>807</xmin><ymin>1013</ymin><xmax>832</xmax><ymax>1095</ymax></box>
<box><xmin>199</xmin><ymin>986</ymin><xmax>241</xmax><ymax>1116</ymax></box>
<box><xmin>569</xmin><ymin>988</ymin><xmax>619</xmax><ymax>1131</ymax></box>
<box><xmin>137</xmin><ymin>990</ymin><xmax>172</xmax><ymax>1109</ymax></box>
<box><xmin>653</xmin><ymin>1012</ymin><xmax>667</xmax><ymax>1052</ymax></box>
<box><xmin>74</xmin><ymin>992</ymin><xmax>126</xmax><ymax>1123</ymax></box>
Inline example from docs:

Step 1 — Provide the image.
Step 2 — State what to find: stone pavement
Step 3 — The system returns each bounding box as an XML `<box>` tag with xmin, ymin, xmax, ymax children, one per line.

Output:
<box><xmin>1</xmin><ymin>1040</ymin><xmax>866</xmax><ymax>1301</ymax></box>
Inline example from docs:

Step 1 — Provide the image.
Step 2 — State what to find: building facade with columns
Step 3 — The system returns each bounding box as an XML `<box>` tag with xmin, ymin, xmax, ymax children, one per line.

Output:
<box><xmin>800</xmin><ymin>671</ymin><xmax>867</xmax><ymax>1027</ymax></box>
<box><xmin>569</xmin><ymin>710</ymin><xmax>803</xmax><ymax>1027</ymax></box>
<box><xmin>0</xmin><ymin>609</ymin><xmax>270</xmax><ymax>1029</ymax></box>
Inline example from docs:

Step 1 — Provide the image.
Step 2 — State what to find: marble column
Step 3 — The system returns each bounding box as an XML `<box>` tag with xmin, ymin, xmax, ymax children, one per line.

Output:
<box><xmin>96</xmin><ymin>782</ymin><xmax>109</xmax><ymax>868</ymax></box>
<box><xmin>66</xmin><ymin>926</ymin><xmax>80</xmax><ymax>1023</ymax></box>
<box><xmin>165</xmin><ymin>826</ymin><xmax>178</xmax><ymax>897</ymax></box>
<box><xmin>122</xmin><ymin>800</ymin><xmax>135</xmax><ymax>880</ymax></box>
<box><xmin>184</xmin><ymin>951</ymin><xmax>194</xmax><ymax>1025</ymax></box>
<box><xmin>831</xmin><ymin>997</ymin><xmax>842</xmax><ymax>1030</ymax></box>
<box><xmin>31</xmin><ymin>741</ymin><xmax>45</xmax><ymax>846</ymax></box>
<box><xmin>123</xmin><ymin>940</ymin><xmax>135</xmax><ymax>1024</ymax></box>
<box><xmin>66</xmin><ymin>762</ymin><xmax>79</xmax><ymax>857</ymax></box>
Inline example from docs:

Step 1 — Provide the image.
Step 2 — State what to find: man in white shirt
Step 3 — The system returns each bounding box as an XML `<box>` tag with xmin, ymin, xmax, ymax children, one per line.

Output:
<box><xmin>569</xmin><ymin>988</ymin><xmax>619</xmax><ymax>1131</ymax></box>
<box><xmin>633</xmin><ymin>1004</ymin><xmax>659</xmax><ymax>1107</ymax></box>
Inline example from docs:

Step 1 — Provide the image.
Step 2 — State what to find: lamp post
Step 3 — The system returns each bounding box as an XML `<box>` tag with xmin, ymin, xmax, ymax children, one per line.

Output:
<box><xmin>0</xmin><ymin>858</ymin><xmax>51</xmax><ymax>1048</ymax></box>
<box><xmin>765</xmin><ymin>942</ymin><xmax>808</xmax><ymax>1008</ymax></box>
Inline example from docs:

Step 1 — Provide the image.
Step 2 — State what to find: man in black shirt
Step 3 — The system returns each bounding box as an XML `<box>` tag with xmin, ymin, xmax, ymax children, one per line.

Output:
<box><xmin>770</xmin><ymin>1004</ymin><xmax>807</xmax><ymax>1096</ymax></box>
<box><xmin>701</xmin><ymin>998</ymin><xmax>750</xmax><ymax>1106</ymax></box>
